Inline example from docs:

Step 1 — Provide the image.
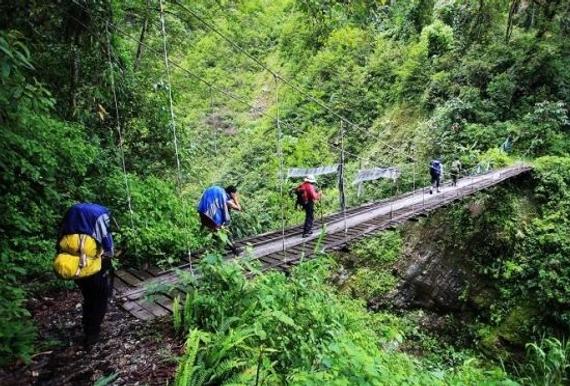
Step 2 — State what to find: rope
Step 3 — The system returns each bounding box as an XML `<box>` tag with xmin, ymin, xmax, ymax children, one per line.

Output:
<box><xmin>339</xmin><ymin>120</ymin><xmax>348</xmax><ymax>240</ymax></box>
<box><xmin>159</xmin><ymin>0</ymin><xmax>194</xmax><ymax>273</ymax></box>
<box><xmin>168</xmin><ymin>0</ymin><xmax>416</xmax><ymax>160</ymax></box>
<box><xmin>275</xmin><ymin>76</ymin><xmax>287</xmax><ymax>254</ymax></box>
<box><xmin>105</xmin><ymin>22</ymin><xmax>135</xmax><ymax>229</ymax></box>
<box><xmin>159</xmin><ymin>0</ymin><xmax>183</xmax><ymax>188</ymax></box>
<box><xmin>68</xmin><ymin>4</ymin><xmax>426</xmax><ymax>245</ymax></box>
<box><xmin>209</xmin><ymin>85</ymin><xmax>218</xmax><ymax>154</ymax></box>
<box><xmin>71</xmin><ymin>3</ymin><xmax>416</xmax><ymax>167</ymax></box>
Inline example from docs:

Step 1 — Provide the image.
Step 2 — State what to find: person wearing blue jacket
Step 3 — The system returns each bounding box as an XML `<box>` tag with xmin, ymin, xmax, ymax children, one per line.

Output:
<box><xmin>429</xmin><ymin>159</ymin><xmax>443</xmax><ymax>194</ymax></box>
<box><xmin>197</xmin><ymin>185</ymin><xmax>242</xmax><ymax>253</ymax></box>
<box><xmin>58</xmin><ymin>203</ymin><xmax>114</xmax><ymax>348</ymax></box>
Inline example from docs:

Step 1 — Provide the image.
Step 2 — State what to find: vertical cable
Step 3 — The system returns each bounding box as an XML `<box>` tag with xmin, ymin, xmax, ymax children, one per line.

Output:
<box><xmin>209</xmin><ymin>85</ymin><xmax>217</xmax><ymax>154</ymax></box>
<box><xmin>412</xmin><ymin>158</ymin><xmax>417</xmax><ymax>211</ymax></box>
<box><xmin>159</xmin><ymin>0</ymin><xmax>192</xmax><ymax>273</ymax></box>
<box><xmin>106</xmin><ymin>22</ymin><xmax>135</xmax><ymax>230</ymax></box>
<box><xmin>159</xmin><ymin>0</ymin><xmax>182</xmax><ymax>189</ymax></box>
<box><xmin>275</xmin><ymin>76</ymin><xmax>287</xmax><ymax>256</ymax></box>
<box><xmin>340</xmin><ymin>120</ymin><xmax>348</xmax><ymax>240</ymax></box>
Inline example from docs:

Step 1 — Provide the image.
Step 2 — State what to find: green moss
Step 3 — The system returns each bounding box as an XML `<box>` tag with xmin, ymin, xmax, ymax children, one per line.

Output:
<box><xmin>496</xmin><ymin>305</ymin><xmax>540</xmax><ymax>345</ymax></box>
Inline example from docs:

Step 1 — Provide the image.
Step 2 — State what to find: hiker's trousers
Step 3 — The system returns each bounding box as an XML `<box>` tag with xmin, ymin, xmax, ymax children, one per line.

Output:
<box><xmin>76</xmin><ymin>259</ymin><xmax>112</xmax><ymax>338</ymax></box>
<box><xmin>430</xmin><ymin>173</ymin><xmax>441</xmax><ymax>189</ymax></box>
<box><xmin>303</xmin><ymin>201</ymin><xmax>315</xmax><ymax>235</ymax></box>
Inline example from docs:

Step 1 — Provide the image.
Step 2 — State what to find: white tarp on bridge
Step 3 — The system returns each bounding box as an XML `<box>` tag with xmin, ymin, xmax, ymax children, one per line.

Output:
<box><xmin>287</xmin><ymin>164</ymin><xmax>339</xmax><ymax>178</ymax></box>
<box><xmin>353</xmin><ymin>167</ymin><xmax>400</xmax><ymax>184</ymax></box>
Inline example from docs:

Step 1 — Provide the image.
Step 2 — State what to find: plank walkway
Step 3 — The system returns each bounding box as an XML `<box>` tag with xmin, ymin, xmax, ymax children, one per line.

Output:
<box><xmin>114</xmin><ymin>164</ymin><xmax>531</xmax><ymax>320</ymax></box>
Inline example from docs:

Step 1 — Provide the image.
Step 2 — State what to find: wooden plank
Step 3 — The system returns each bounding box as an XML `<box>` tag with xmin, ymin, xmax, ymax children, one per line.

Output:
<box><xmin>137</xmin><ymin>298</ymin><xmax>170</xmax><ymax>317</ymax></box>
<box><xmin>259</xmin><ymin>254</ymin><xmax>287</xmax><ymax>266</ymax></box>
<box><xmin>144</xmin><ymin>265</ymin><xmax>163</xmax><ymax>277</ymax></box>
<box><xmin>128</xmin><ymin>268</ymin><xmax>154</xmax><ymax>281</ymax></box>
<box><xmin>325</xmin><ymin>234</ymin><xmax>347</xmax><ymax>243</ymax></box>
<box><xmin>153</xmin><ymin>294</ymin><xmax>174</xmax><ymax>312</ymax></box>
<box><xmin>114</xmin><ymin>269</ymin><xmax>143</xmax><ymax>287</ymax></box>
<box><xmin>112</xmin><ymin>275</ymin><xmax>130</xmax><ymax>293</ymax></box>
<box><xmin>121</xmin><ymin>301</ymin><xmax>154</xmax><ymax>321</ymax></box>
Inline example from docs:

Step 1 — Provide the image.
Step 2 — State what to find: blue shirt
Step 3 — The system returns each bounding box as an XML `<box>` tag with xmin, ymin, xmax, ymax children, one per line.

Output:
<box><xmin>59</xmin><ymin>203</ymin><xmax>114</xmax><ymax>257</ymax></box>
<box><xmin>197</xmin><ymin>186</ymin><xmax>230</xmax><ymax>227</ymax></box>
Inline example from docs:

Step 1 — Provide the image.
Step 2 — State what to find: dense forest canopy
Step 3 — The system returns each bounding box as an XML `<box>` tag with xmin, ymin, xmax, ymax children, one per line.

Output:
<box><xmin>1</xmin><ymin>0</ymin><xmax>570</xmax><ymax>383</ymax></box>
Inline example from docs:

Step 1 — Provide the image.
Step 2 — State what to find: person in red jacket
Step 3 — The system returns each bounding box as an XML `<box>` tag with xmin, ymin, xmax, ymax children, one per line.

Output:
<box><xmin>296</xmin><ymin>175</ymin><xmax>321</xmax><ymax>237</ymax></box>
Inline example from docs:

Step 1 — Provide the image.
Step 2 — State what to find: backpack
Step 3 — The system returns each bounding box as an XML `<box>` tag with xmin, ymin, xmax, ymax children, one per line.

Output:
<box><xmin>430</xmin><ymin>160</ymin><xmax>442</xmax><ymax>176</ymax></box>
<box><xmin>53</xmin><ymin>234</ymin><xmax>102</xmax><ymax>279</ymax></box>
<box><xmin>291</xmin><ymin>187</ymin><xmax>306</xmax><ymax>210</ymax></box>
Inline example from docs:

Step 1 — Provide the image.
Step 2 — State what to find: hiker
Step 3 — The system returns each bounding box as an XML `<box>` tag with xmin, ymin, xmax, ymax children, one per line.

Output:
<box><xmin>429</xmin><ymin>158</ymin><xmax>443</xmax><ymax>194</ymax></box>
<box><xmin>296</xmin><ymin>175</ymin><xmax>321</xmax><ymax>238</ymax></box>
<box><xmin>450</xmin><ymin>159</ymin><xmax>462</xmax><ymax>187</ymax></box>
<box><xmin>197</xmin><ymin>185</ymin><xmax>242</xmax><ymax>253</ymax></box>
<box><xmin>57</xmin><ymin>203</ymin><xmax>114</xmax><ymax>347</ymax></box>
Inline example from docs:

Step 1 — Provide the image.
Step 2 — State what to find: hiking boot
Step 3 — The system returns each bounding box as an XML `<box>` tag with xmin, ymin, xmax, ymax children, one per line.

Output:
<box><xmin>302</xmin><ymin>232</ymin><xmax>313</xmax><ymax>238</ymax></box>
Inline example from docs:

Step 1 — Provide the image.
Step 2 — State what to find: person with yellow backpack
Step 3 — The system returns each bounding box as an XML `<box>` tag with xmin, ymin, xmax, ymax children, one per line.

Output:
<box><xmin>54</xmin><ymin>203</ymin><xmax>114</xmax><ymax>348</ymax></box>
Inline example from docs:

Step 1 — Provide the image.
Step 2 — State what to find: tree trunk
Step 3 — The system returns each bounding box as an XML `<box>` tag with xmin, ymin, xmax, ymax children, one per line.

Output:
<box><xmin>69</xmin><ymin>37</ymin><xmax>80</xmax><ymax>118</ymax></box>
<box><xmin>505</xmin><ymin>0</ymin><xmax>520</xmax><ymax>43</ymax></box>
<box><xmin>134</xmin><ymin>0</ymin><xmax>150</xmax><ymax>71</ymax></box>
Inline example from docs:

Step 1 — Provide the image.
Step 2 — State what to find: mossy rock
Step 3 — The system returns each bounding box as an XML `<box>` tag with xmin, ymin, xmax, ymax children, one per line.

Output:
<box><xmin>477</xmin><ymin>305</ymin><xmax>540</xmax><ymax>359</ymax></box>
<box><xmin>496</xmin><ymin>305</ymin><xmax>540</xmax><ymax>345</ymax></box>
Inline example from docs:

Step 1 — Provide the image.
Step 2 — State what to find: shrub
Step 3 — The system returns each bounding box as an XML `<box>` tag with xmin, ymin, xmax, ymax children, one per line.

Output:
<box><xmin>421</xmin><ymin>19</ymin><xmax>454</xmax><ymax>57</ymax></box>
<box><xmin>517</xmin><ymin>337</ymin><xmax>570</xmax><ymax>385</ymax></box>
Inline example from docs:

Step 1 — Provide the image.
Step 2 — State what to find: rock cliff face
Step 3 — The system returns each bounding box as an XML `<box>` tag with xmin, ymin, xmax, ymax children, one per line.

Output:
<box><xmin>369</xmin><ymin>204</ymin><xmax>490</xmax><ymax>313</ymax></box>
<box><xmin>375</xmin><ymin>249</ymin><xmax>475</xmax><ymax>312</ymax></box>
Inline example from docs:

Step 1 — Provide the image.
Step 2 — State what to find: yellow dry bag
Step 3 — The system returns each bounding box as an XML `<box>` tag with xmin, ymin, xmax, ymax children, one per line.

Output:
<box><xmin>54</xmin><ymin>234</ymin><xmax>102</xmax><ymax>279</ymax></box>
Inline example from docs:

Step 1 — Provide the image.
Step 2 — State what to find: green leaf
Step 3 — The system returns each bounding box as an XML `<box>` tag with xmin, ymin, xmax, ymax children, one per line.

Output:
<box><xmin>1</xmin><ymin>61</ymin><xmax>10</xmax><ymax>79</ymax></box>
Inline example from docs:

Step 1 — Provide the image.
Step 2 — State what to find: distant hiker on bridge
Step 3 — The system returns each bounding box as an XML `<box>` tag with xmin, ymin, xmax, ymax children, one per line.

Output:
<box><xmin>197</xmin><ymin>185</ymin><xmax>242</xmax><ymax>254</ymax></box>
<box><xmin>295</xmin><ymin>175</ymin><xmax>321</xmax><ymax>238</ymax></box>
<box><xmin>56</xmin><ymin>203</ymin><xmax>114</xmax><ymax>348</ymax></box>
<box><xmin>450</xmin><ymin>159</ymin><xmax>462</xmax><ymax>187</ymax></box>
<box><xmin>429</xmin><ymin>159</ymin><xmax>443</xmax><ymax>194</ymax></box>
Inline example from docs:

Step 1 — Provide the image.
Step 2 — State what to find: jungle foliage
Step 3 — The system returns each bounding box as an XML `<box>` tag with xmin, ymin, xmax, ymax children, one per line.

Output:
<box><xmin>1</xmin><ymin>0</ymin><xmax>569</xmax><ymax>380</ymax></box>
<box><xmin>170</xmin><ymin>256</ymin><xmax>515</xmax><ymax>385</ymax></box>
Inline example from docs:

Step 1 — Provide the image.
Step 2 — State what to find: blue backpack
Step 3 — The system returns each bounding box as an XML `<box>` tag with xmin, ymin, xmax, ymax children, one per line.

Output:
<box><xmin>430</xmin><ymin>160</ymin><xmax>442</xmax><ymax>175</ymax></box>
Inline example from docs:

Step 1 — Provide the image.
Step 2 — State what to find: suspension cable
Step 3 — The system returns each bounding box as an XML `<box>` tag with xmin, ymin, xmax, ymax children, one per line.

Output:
<box><xmin>159</xmin><ymin>0</ymin><xmax>195</xmax><ymax>273</ymax></box>
<box><xmin>340</xmin><ymin>120</ymin><xmax>348</xmax><ymax>240</ymax></box>
<box><xmin>68</xmin><ymin>4</ymin><xmax>423</xmax><ymax>238</ymax></box>
<box><xmin>275</xmin><ymin>76</ymin><xmax>287</xmax><ymax>255</ymax></box>
<box><xmin>105</xmin><ymin>22</ymin><xmax>135</xmax><ymax>229</ymax></box>
<box><xmin>159</xmin><ymin>0</ymin><xmax>183</xmax><ymax>188</ymax></box>
<box><xmin>168</xmin><ymin>0</ymin><xmax>415</xmax><ymax>160</ymax></box>
<box><xmin>70</xmin><ymin>3</ymin><xmax>415</xmax><ymax>165</ymax></box>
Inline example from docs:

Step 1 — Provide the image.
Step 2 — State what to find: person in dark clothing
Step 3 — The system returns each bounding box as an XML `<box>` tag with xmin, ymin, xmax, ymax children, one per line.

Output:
<box><xmin>450</xmin><ymin>159</ymin><xmax>462</xmax><ymax>187</ymax></box>
<box><xmin>296</xmin><ymin>175</ymin><xmax>321</xmax><ymax>237</ymax></box>
<box><xmin>58</xmin><ymin>203</ymin><xmax>114</xmax><ymax>347</ymax></box>
<box><xmin>76</xmin><ymin>258</ymin><xmax>113</xmax><ymax>346</ymax></box>
<box><xmin>429</xmin><ymin>159</ymin><xmax>443</xmax><ymax>194</ymax></box>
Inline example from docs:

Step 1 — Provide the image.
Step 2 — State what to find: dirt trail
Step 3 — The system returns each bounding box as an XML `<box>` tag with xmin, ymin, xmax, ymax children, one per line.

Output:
<box><xmin>0</xmin><ymin>290</ymin><xmax>180</xmax><ymax>386</ymax></box>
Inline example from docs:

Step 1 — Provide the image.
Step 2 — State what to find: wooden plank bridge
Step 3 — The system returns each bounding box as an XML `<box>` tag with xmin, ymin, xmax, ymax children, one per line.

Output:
<box><xmin>114</xmin><ymin>164</ymin><xmax>531</xmax><ymax>320</ymax></box>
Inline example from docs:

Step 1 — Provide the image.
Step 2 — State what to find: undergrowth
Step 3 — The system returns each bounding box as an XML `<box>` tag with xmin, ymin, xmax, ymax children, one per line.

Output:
<box><xmin>170</xmin><ymin>255</ymin><xmax>515</xmax><ymax>385</ymax></box>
